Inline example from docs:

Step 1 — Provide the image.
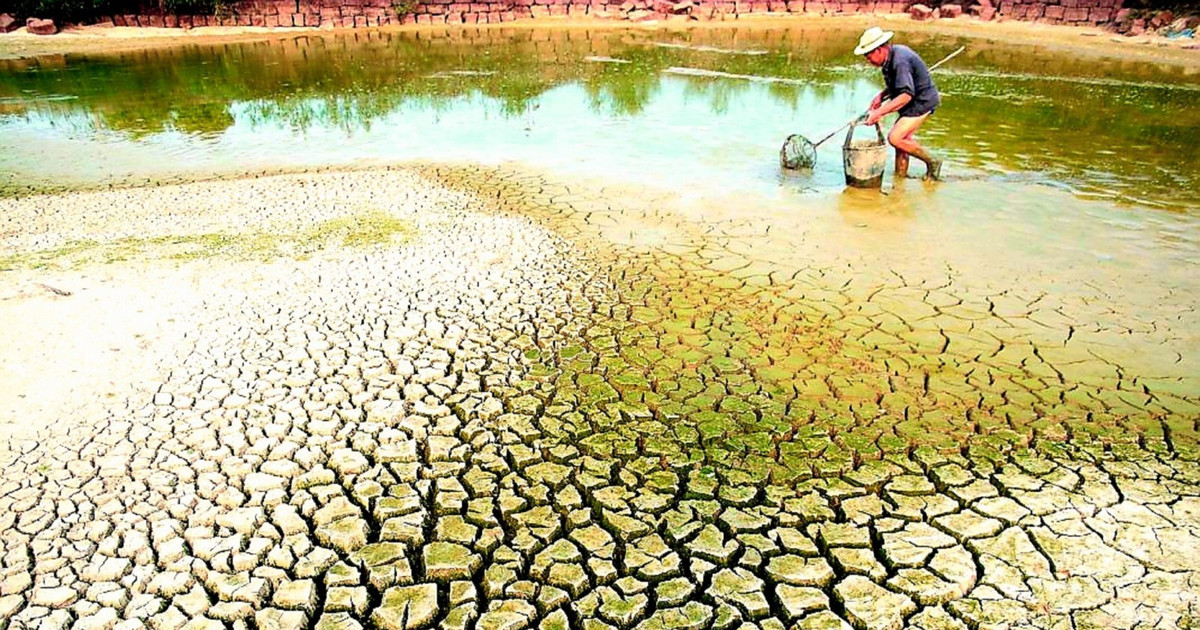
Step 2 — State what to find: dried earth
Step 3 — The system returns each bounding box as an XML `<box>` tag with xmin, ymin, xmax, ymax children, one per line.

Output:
<box><xmin>0</xmin><ymin>166</ymin><xmax>1198</xmax><ymax>630</ymax></box>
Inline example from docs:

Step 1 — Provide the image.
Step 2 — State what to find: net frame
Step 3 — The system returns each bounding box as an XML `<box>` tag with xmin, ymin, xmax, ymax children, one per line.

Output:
<box><xmin>780</xmin><ymin>133</ymin><xmax>817</xmax><ymax>170</ymax></box>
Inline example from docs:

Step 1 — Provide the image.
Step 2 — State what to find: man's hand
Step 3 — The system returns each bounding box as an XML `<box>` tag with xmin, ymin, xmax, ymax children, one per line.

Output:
<box><xmin>865</xmin><ymin>108</ymin><xmax>884</xmax><ymax>125</ymax></box>
<box><xmin>870</xmin><ymin>93</ymin><xmax>883</xmax><ymax>110</ymax></box>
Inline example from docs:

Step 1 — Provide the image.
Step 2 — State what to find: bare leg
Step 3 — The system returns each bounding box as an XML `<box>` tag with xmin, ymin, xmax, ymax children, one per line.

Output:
<box><xmin>895</xmin><ymin>150</ymin><xmax>911</xmax><ymax>178</ymax></box>
<box><xmin>888</xmin><ymin>114</ymin><xmax>942</xmax><ymax>180</ymax></box>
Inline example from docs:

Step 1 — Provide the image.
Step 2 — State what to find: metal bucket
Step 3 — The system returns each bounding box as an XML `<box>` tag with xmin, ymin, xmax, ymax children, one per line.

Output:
<box><xmin>842</xmin><ymin>122</ymin><xmax>888</xmax><ymax>189</ymax></box>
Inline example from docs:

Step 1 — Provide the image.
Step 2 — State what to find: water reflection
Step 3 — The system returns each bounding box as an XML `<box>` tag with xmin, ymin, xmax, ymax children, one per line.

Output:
<box><xmin>1</xmin><ymin>25</ymin><xmax>1198</xmax><ymax>211</ymax></box>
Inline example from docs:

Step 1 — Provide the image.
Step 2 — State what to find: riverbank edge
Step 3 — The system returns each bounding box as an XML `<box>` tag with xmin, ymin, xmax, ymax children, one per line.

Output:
<box><xmin>1</xmin><ymin>14</ymin><xmax>1198</xmax><ymax>66</ymax></box>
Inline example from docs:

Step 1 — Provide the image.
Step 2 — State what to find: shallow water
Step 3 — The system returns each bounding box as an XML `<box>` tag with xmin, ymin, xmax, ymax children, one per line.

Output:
<box><xmin>1</xmin><ymin>26</ymin><xmax>1199</xmax><ymax>205</ymax></box>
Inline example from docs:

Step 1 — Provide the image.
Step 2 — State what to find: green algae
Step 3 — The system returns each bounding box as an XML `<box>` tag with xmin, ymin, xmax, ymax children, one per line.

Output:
<box><xmin>0</xmin><ymin>239</ymin><xmax>99</xmax><ymax>271</ymax></box>
<box><xmin>0</xmin><ymin>210</ymin><xmax>413</xmax><ymax>270</ymax></box>
<box><xmin>410</xmin><ymin>165</ymin><xmax>1200</xmax><ymax>506</ymax></box>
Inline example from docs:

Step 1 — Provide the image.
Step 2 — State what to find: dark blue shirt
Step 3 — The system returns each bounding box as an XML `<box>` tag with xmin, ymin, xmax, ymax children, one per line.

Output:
<box><xmin>882</xmin><ymin>45</ymin><xmax>940</xmax><ymax>118</ymax></box>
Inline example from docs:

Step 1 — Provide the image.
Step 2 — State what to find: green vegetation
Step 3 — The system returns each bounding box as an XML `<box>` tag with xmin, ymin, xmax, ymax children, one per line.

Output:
<box><xmin>1123</xmin><ymin>0</ymin><xmax>1200</xmax><ymax>12</ymax></box>
<box><xmin>0</xmin><ymin>210</ymin><xmax>413</xmax><ymax>270</ymax></box>
<box><xmin>390</xmin><ymin>0</ymin><xmax>417</xmax><ymax>16</ymax></box>
<box><xmin>6</xmin><ymin>0</ymin><xmax>226</xmax><ymax>23</ymax></box>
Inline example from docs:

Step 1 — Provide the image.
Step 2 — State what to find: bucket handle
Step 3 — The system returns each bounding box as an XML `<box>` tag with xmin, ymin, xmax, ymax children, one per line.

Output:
<box><xmin>843</xmin><ymin>121</ymin><xmax>885</xmax><ymax>148</ymax></box>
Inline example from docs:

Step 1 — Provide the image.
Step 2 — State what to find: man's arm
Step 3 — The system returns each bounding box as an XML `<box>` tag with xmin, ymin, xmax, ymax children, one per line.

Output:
<box><xmin>865</xmin><ymin>92</ymin><xmax>911</xmax><ymax>125</ymax></box>
<box><xmin>866</xmin><ymin>55</ymin><xmax>916</xmax><ymax>125</ymax></box>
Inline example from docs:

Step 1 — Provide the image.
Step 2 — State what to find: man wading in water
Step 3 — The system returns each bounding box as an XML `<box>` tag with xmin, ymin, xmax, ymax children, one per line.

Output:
<box><xmin>857</xmin><ymin>27</ymin><xmax>943</xmax><ymax>181</ymax></box>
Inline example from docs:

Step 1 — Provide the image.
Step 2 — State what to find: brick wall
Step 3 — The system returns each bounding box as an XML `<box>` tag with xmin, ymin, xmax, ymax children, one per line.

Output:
<box><xmin>988</xmin><ymin>0</ymin><xmax>1123</xmax><ymax>24</ymax></box>
<box><xmin>105</xmin><ymin>0</ymin><xmax>1123</xmax><ymax>27</ymax></box>
<box><xmin>109</xmin><ymin>0</ymin><xmax>924</xmax><ymax>28</ymax></box>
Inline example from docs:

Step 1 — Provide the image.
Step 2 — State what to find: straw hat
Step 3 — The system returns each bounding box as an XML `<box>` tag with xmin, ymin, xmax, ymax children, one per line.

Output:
<box><xmin>854</xmin><ymin>26</ymin><xmax>894</xmax><ymax>55</ymax></box>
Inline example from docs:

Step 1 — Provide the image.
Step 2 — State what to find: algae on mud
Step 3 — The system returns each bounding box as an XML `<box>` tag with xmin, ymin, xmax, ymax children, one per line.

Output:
<box><xmin>418</xmin><ymin>164</ymin><xmax>1198</xmax><ymax>483</ymax></box>
<box><xmin>0</xmin><ymin>210</ymin><xmax>413</xmax><ymax>270</ymax></box>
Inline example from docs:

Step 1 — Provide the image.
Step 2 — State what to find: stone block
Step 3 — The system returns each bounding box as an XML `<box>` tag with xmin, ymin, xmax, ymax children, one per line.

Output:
<box><xmin>909</xmin><ymin>3</ymin><xmax>933</xmax><ymax>19</ymax></box>
<box><xmin>26</xmin><ymin>17</ymin><xmax>57</xmax><ymax>35</ymax></box>
<box><xmin>940</xmin><ymin>3</ymin><xmax>961</xmax><ymax>16</ymax></box>
<box><xmin>0</xmin><ymin>13</ymin><xmax>18</xmax><ymax>32</ymax></box>
<box><xmin>1063</xmin><ymin>6</ymin><xmax>1087</xmax><ymax>20</ymax></box>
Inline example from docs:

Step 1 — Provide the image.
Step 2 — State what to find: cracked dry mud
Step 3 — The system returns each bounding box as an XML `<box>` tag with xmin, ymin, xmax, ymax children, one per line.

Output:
<box><xmin>1</xmin><ymin>167</ymin><xmax>1198</xmax><ymax>630</ymax></box>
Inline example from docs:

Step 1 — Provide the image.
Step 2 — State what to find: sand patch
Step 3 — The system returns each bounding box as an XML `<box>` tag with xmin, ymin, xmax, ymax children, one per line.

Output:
<box><xmin>0</xmin><ymin>261</ymin><xmax>238</xmax><ymax>445</ymax></box>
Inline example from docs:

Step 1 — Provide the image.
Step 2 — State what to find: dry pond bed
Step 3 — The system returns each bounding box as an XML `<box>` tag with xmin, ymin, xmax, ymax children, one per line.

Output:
<box><xmin>1</xmin><ymin>166</ymin><xmax>1197</xmax><ymax>630</ymax></box>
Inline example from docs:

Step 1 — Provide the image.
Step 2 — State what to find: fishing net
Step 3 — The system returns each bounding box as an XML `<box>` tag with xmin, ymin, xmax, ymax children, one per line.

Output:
<box><xmin>780</xmin><ymin>133</ymin><xmax>817</xmax><ymax>170</ymax></box>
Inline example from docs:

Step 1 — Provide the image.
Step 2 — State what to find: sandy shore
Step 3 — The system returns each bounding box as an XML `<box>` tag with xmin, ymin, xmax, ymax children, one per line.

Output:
<box><xmin>0</xmin><ymin>14</ymin><xmax>1198</xmax><ymax>67</ymax></box>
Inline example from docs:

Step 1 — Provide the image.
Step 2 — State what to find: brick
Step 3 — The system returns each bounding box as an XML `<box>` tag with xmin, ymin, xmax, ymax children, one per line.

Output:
<box><xmin>910</xmin><ymin>3</ymin><xmax>933</xmax><ymax>18</ymax></box>
<box><xmin>26</xmin><ymin>17</ymin><xmax>58</xmax><ymax>34</ymax></box>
